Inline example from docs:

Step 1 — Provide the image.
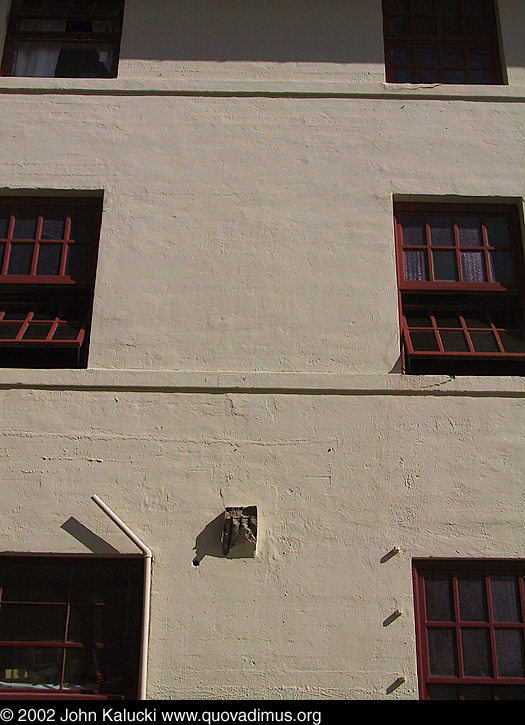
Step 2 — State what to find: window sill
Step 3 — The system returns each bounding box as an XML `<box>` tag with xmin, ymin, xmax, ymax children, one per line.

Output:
<box><xmin>0</xmin><ymin>77</ymin><xmax>523</xmax><ymax>100</ymax></box>
<box><xmin>0</xmin><ymin>368</ymin><xmax>522</xmax><ymax>396</ymax></box>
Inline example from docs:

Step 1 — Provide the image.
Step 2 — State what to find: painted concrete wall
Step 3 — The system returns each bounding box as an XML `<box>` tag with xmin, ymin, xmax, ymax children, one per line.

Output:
<box><xmin>0</xmin><ymin>0</ymin><xmax>524</xmax><ymax>700</ymax></box>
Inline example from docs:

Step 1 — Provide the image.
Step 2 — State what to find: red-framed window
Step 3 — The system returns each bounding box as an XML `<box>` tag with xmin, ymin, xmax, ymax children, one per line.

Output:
<box><xmin>0</xmin><ymin>196</ymin><xmax>102</xmax><ymax>368</ymax></box>
<box><xmin>1</xmin><ymin>0</ymin><xmax>124</xmax><ymax>78</ymax></box>
<box><xmin>413</xmin><ymin>560</ymin><xmax>525</xmax><ymax>700</ymax></box>
<box><xmin>0</xmin><ymin>556</ymin><xmax>143</xmax><ymax>700</ymax></box>
<box><xmin>394</xmin><ymin>203</ymin><xmax>525</xmax><ymax>374</ymax></box>
<box><xmin>382</xmin><ymin>0</ymin><xmax>504</xmax><ymax>85</ymax></box>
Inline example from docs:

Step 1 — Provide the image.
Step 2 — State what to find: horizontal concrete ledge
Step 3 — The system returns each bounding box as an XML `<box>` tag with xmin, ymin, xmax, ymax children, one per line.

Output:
<box><xmin>0</xmin><ymin>369</ymin><xmax>523</xmax><ymax>397</ymax></box>
<box><xmin>0</xmin><ymin>79</ymin><xmax>523</xmax><ymax>102</ymax></box>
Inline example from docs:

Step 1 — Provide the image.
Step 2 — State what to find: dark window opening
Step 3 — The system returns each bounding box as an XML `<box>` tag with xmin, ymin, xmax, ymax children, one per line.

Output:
<box><xmin>1</xmin><ymin>0</ymin><xmax>124</xmax><ymax>78</ymax></box>
<box><xmin>414</xmin><ymin>560</ymin><xmax>525</xmax><ymax>700</ymax></box>
<box><xmin>382</xmin><ymin>0</ymin><xmax>504</xmax><ymax>85</ymax></box>
<box><xmin>0</xmin><ymin>197</ymin><xmax>102</xmax><ymax>368</ymax></box>
<box><xmin>0</xmin><ymin>557</ymin><xmax>143</xmax><ymax>700</ymax></box>
<box><xmin>395</xmin><ymin>203</ymin><xmax>525</xmax><ymax>375</ymax></box>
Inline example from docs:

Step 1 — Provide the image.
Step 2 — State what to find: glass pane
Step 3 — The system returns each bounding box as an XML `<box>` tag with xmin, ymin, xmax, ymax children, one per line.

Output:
<box><xmin>495</xmin><ymin>630</ymin><xmax>525</xmax><ymax>677</ymax></box>
<box><xmin>428</xmin><ymin>628</ymin><xmax>458</xmax><ymax>676</ymax></box>
<box><xmin>429</xmin><ymin>216</ymin><xmax>454</xmax><ymax>246</ymax></box>
<box><xmin>1</xmin><ymin>561</ymin><xmax>71</xmax><ymax>602</ymax></box>
<box><xmin>444</xmin><ymin>69</ymin><xmax>467</xmax><ymax>83</ymax></box>
<box><xmin>65</xmin><ymin>244</ymin><xmax>91</xmax><ymax>275</ymax></box>
<box><xmin>0</xmin><ymin>243</ymin><xmax>5</xmax><ymax>271</ymax></box>
<box><xmin>443</xmin><ymin>48</ymin><xmax>464</xmax><ymax>67</ymax></box>
<box><xmin>440</xmin><ymin>17</ymin><xmax>462</xmax><ymax>35</ymax></box>
<box><xmin>434</xmin><ymin>312</ymin><xmax>461</xmax><ymax>327</ymax></box>
<box><xmin>425</xmin><ymin>576</ymin><xmax>454</xmax><ymax>621</ymax></box>
<box><xmin>463</xmin><ymin>0</ymin><xmax>487</xmax><ymax>16</ymax></box>
<box><xmin>52</xmin><ymin>323</ymin><xmax>82</xmax><ymax>341</ymax></box>
<box><xmin>464</xmin><ymin>312</ymin><xmax>488</xmax><ymax>328</ymax></box>
<box><xmin>457</xmin><ymin>216</ymin><xmax>481</xmax><ymax>246</ymax></box>
<box><xmin>63</xmin><ymin>646</ymin><xmax>100</xmax><ymax>690</ymax></box>
<box><xmin>461</xmin><ymin>251</ymin><xmax>486</xmax><ymax>281</ymax></box>
<box><xmin>22</xmin><ymin>323</ymin><xmax>53</xmax><ymax>341</ymax></box>
<box><xmin>393</xmin><ymin>68</ymin><xmax>415</xmax><ymax>82</ymax></box>
<box><xmin>438</xmin><ymin>0</ymin><xmax>460</xmax><ymax>13</ymax></box>
<box><xmin>417</xmin><ymin>0</ymin><xmax>435</xmax><ymax>16</ymax></box>
<box><xmin>392</xmin><ymin>47</ymin><xmax>413</xmax><ymax>65</ymax></box>
<box><xmin>499</xmin><ymin>330</ymin><xmax>525</xmax><ymax>353</ymax></box>
<box><xmin>0</xmin><ymin>603</ymin><xmax>67</xmax><ymax>642</ymax></box>
<box><xmin>36</xmin><ymin>243</ymin><xmax>62</xmax><ymax>275</ymax></box>
<box><xmin>466</xmin><ymin>18</ymin><xmax>488</xmax><ymax>36</ymax></box>
<box><xmin>440</xmin><ymin>330</ymin><xmax>469</xmax><ymax>351</ymax></box>
<box><xmin>490</xmin><ymin>309</ymin><xmax>521</xmax><ymax>328</ymax></box>
<box><xmin>470</xmin><ymin>70</ymin><xmax>492</xmax><ymax>84</ymax></box>
<box><xmin>462</xmin><ymin>685</ymin><xmax>494</xmax><ymax>699</ymax></box>
<box><xmin>490</xmin><ymin>252</ymin><xmax>514</xmax><ymax>283</ymax></box>
<box><xmin>470</xmin><ymin>331</ymin><xmax>499</xmax><ymax>352</ymax></box>
<box><xmin>401</xmin><ymin>215</ymin><xmax>425</xmax><ymax>245</ymax></box>
<box><xmin>67</xmin><ymin>605</ymin><xmax>104</xmax><ymax>643</ymax></box>
<box><xmin>417</xmin><ymin>48</ymin><xmax>439</xmax><ymax>66</ymax></box>
<box><xmin>419</xmin><ymin>69</ymin><xmax>441</xmax><ymax>82</ymax></box>
<box><xmin>405</xmin><ymin>309</ymin><xmax>432</xmax><ymax>327</ymax></box>
<box><xmin>0</xmin><ymin>322</ymin><xmax>23</xmax><ymax>340</ymax></box>
<box><xmin>485</xmin><ymin>217</ymin><xmax>510</xmax><ymax>247</ymax></box>
<box><xmin>410</xmin><ymin>330</ymin><xmax>440</xmax><ymax>351</ymax></box>
<box><xmin>433</xmin><ymin>250</ymin><xmax>458</xmax><ymax>280</ymax></box>
<box><xmin>497</xmin><ymin>686</ymin><xmax>525</xmax><ymax>700</ymax></box>
<box><xmin>458</xmin><ymin>576</ymin><xmax>488</xmax><ymax>621</ymax></box>
<box><xmin>491</xmin><ymin>576</ymin><xmax>521</xmax><ymax>622</ymax></box>
<box><xmin>41</xmin><ymin>210</ymin><xmax>66</xmax><ymax>240</ymax></box>
<box><xmin>0</xmin><ymin>211</ymin><xmax>9</xmax><ymax>238</ymax></box>
<box><xmin>404</xmin><ymin>250</ymin><xmax>428</xmax><ymax>280</ymax></box>
<box><xmin>12</xmin><ymin>210</ymin><xmax>38</xmax><ymax>239</ymax></box>
<box><xmin>0</xmin><ymin>646</ymin><xmax>63</xmax><ymax>687</ymax></box>
<box><xmin>53</xmin><ymin>45</ymin><xmax>113</xmax><ymax>79</ymax></box>
<box><xmin>12</xmin><ymin>42</ymin><xmax>62</xmax><ymax>77</ymax></box>
<box><xmin>468</xmin><ymin>49</ymin><xmax>490</xmax><ymax>68</ymax></box>
<box><xmin>68</xmin><ymin>209</ymin><xmax>95</xmax><ymax>241</ymax></box>
<box><xmin>389</xmin><ymin>0</ymin><xmax>410</xmax><ymax>12</ymax></box>
<box><xmin>462</xmin><ymin>628</ymin><xmax>492</xmax><ymax>677</ymax></box>
<box><xmin>415</xmin><ymin>17</ymin><xmax>437</xmax><ymax>34</ymax></box>
<box><xmin>7</xmin><ymin>243</ymin><xmax>33</xmax><ymax>274</ymax></box>
<box><xmin>426</xmin><ymin>684</ymin><xmax>458</xmax><ymax>700</ymax></box>
<box><xmin>389</xmin><ymin>16</ymin><xmax>412</xmax><ymax>35</ymax></box>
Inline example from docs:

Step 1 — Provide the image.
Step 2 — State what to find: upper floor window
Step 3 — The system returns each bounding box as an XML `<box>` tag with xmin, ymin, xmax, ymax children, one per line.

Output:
<box><xmin>394</xmin><ymin>203</ymin><xmax>525</xmax><ymax>374</ymax></box>
<box><xmin>383</xmin><ymin>0</ymin><xmax>504</xmax><ymax>84</ymax></box>
<box><xmin>1</xmin><ymin>0</ymin><xmax>124</xmax><ymax>78</ymax></box>
<box><xmin>0</xmin><ymin>196</ymin><xmax>102</xmax><ymax>368</ymax></box>
<box><xmin>414</xmin><ymin>559</ymin><xmax>525</xmax><ymax>700</ymax></box>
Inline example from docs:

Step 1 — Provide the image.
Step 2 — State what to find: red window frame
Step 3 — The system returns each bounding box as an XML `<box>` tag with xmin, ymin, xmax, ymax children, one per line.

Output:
<box><xmin>0</xmin><ymin>556</ymin><xmax>143</xmax><ymax>701</ymax></box>
<box><xmin>0</xmin><ymin>0</ymin><xmax>124</xmax><ymax>78</ymax></box>
<box><xmin>394</xmin><ymin>202</ymin><xmax>525</xmax><ymax>373</ymax></box>
<box><xmin>0</xmin><ymin>196</ymin><xmax>102</xmax><ymax>368</ymax></box>
<box><xmin>382</xmin><ymin>0</ymin><xmax>504</xmax><ymax>85</ymax></box>
<box><xmin>413</xmin><ymin>559</ymin><xmax>525</xmax><ymax>700</ymax></box>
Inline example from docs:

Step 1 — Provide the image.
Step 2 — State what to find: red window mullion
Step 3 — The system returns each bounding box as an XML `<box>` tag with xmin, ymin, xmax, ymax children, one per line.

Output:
<box><xmin>452</xmin><ymin>576</ymin><xmax>465</xmax><ymax>679</ymax></box>
<box><xmin>425</xmin><ymin>215</ymin><xmax>433</xmax><ymax>282</ymax></box>
<box><xmin>485</xmin><ymin>575</ymin><xmax>500</xmax><ymax>679</ymax></box>
<box><xmin>459</xmin><ymin>315</ymin><xmax>476</xmax><ymax>353</ymax></box>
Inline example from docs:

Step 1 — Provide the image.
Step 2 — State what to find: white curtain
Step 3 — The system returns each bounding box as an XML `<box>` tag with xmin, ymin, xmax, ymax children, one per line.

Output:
<box><xmin>12</xmin><ymin>20</ymin><xmax>66</xmax><ymax>77</ymax></box>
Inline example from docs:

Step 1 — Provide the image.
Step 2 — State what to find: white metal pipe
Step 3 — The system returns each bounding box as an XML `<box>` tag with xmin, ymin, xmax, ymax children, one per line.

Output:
<box><xmin>91</xmin><ymin>494</ymin><xmax>152</xmax><ymax>701</ymax></box>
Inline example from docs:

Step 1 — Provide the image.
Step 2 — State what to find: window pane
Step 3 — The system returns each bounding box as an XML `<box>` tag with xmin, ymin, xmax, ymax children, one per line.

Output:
<box><xmin>485</xmin><ymin>217</ymin><xmax>510</xmax><ymax>247</ymax></box>
<box><xmin>491</xmin><ymin>576</ymin><xmax>521</xmax><ymax>622</ymax></box>
<box><xmin>426</xmin><ymin>684</ymin><xmax>459</xmax><ymax>700</ymax></box>
<box><xmin>419</xmin><ymin>69</ymin><xmax>441</xmax><ymax>82</ymax></box>
<box><xmin>417</xmin><ymin>48</ymin><xmax>439</xmax><ymax>66</ymax></box>
<box><xmin>392</xmin><ymin>47</ymin><xmax>413</xmax><ymax>65</ymax></box>
<box><xmin>470</xmin><ymin>70</ymin><xmax>492</xmax><ymax>84</ymax></box>
<box><xmin>7</xmin><ymin>243</ymin><xmax>33</xmax><ymax>274</ymax></box>
<box><xmin>444</xmin><ymin>69</ymin><xmax>467</xmax><ymax>82</ymax></box>
<box><xmin>1</xmin><ymin>561</ymin><xmax>71</xmax><ymax>602</ymax></box>
<box><xmin>440</xmin><ymin>17</ymin><xmax>462</xmax><ymax>35</ymax></box>
<box><xmin>0</xmin><ymin>243</ymin><xmax>5</xmax><ymax>271</ymax></box>
<box><xmin>0</xmin><ymin>646</ymin><xmax>63</xmax><ymax>687</ymax></box>
<box><xmin>393</xmin><ymin>68</ymin><xmax>415</xmax><ymax>82</ymax></box>
<box><xmin>462</xmin><ymin>685</ymin><xmax>494</xmax><ymax>699</ymax></box>
<box><xmin>457</xmin><ymin>216</ymin><xmax>481</xmax><ymax>246</ymax></box>
<box><xmin>401</xmin><ymin>215</ymin><xmax>425</xmax><ymax>245</ymax></box>
<box><xmin>495</xmin><ymin>630</ymin><xmax>525</xmax><ymax>677</ymax></box>
<box><xmin>52</xmin><ymin>322</ymin><xmax>83</xmax><ymax>341</ymax></box>
<box><xmin>425</xmin><ymin>576</ymin><xmax>454</xmax><ymax>621</ymax></box>
<box><xmin>464</xmin><ymin>312</ymin><xmax>488</xmax><ymax>328</ymax></box>
<box><xmin>410</xmin><ymin>330</ymin><xmax>440</xmax><ymax>351</ymax></box>
<box><xmin>489</xmin><ymin>252</ymin><xmax>514</xmax><ymax>283</ymax></box>
<box><xmin>499</xmin><ymin>330</ymin><xmax>525</xmax><ymax>353</ymax></box>
<box><xmin>470</xmin><ymin>331</ymin><xmax>499</xmax><ymax>352</ymax></box>
<box><xmin>443</xmin><ymin>48</ymin><xmax>464</xmax><ymax>67</ymax></box>
<box><xmin>22</xmin><ymin>323</ymin><xmax>53</xmax><ymax>341</ymax></box>
<box><xmin>463</xmin><ymin>0</ymin><xmax>486</xmax><ymax>16</ymax></box>
<box><xmin>41</xmin><ymin>210</ymin><xmax>66</xmax><ymax>240</ymax></box>
<box><xmin>498</xmin><ymin>686</ymin><xmax>525</xmax><ymax>700</ymax></box>
<box><xmin>458</xmin><ymin>576</ymin><xmax>488</xmax><ymax>621</ymax></box>
<box><xmin>389</xmin><ymin>16</ymin><xmax>412</xmax><ymax>35</ymax></box>
<box><xmin>389</xmin><ymin>0</ymin><xmax>410</xmax><ymax>12</ymax></box>
<box><xmin>468</xmin><ymin>49</ymin><xmax>490</xmax><ymax>68</ymax></box>
<box><xmin>12</xmin><ymin>210</ymin><xmax>38</xmax><ymax>239</ymax></box>
<box><xmin>434</xmin><ymin>312</ymin><xmax>461</xmax><ymax>328</ymax></box>
<box><xmin>440</xmin><ymin>330</ymin><xmax>469</xmax><ymax>351</ymax></box>
<box><xmin>428</xmin><ymin>628</ymin><xmax>458</xmax><ymax>676</ymax></box>
<box><xmin>462</xmin><ymin>628</ymin><xmax>492</xmax><ymax>677</ymax></box>
<box><xmin>54</xmin><ymin>45</ymin><xmax>113</xmax><ymax>79</ymax></box>
<box><xmin>415</xmin><ymin>17</ymin><xmax>437</xmax><ymax>34</ymax></box>
<box><xmin>69</xmin><ymin>209</ymin><xmax>95</xmax><ymax>241</ymax></box>
<box><xmin>429</xmin><ymin>216</ymin><xmax>454</xmax><ymax>246</ymax></box>
<box><xmin>36</xmin><ymin>243</ymin><xmax>62</xmax><ymax>275</ymax></box>
<box><xmin>433</xmin><ymin>250</ymin><xmax>458</xmax><ymax>280</ymax></box>
<box><xmin>438</xmin><ymin>0</ymin><xmax>460</xmax><ymax>13</ymax></box>
<box><xmin>461</xmin><ymin>251</ymin><xmax>486</xmax><ymax>281</ymax></box>
<box><xmin>65</xmin><ymin>244</ymin><xmax>91</xmax><ymax>275</ymax></box>
<box><xmin>0</xmin><ymin>211</ymin><xmax>9</xmax><ymax>238</ymax></box>
<box><xmin>405</xmin><ymin>309</ymin><xmax>432</xmax><ymax>327</ymax></box>
<box><xmin>404</xmin><ymin>250</ymin><xmax>428</xmax><ymax>280</ymax></box>
<box><xmin>0</xmin><ymin>603</ymin><xmax>67</xmax><ymax>642</ymax></box>
<box><xmin>417</xmin><ymin>0</ymin><xmax>435</xmax><ymax>16</ymax></box>
<box><xmin>0</xmin><ymin>322</ymin><xmax>23</xmax><ymax>340</ymax></box>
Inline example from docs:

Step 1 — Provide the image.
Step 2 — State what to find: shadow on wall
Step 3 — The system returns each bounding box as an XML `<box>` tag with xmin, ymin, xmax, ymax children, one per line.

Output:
<box><xmin>61</xmin><ymin>517</ymin><xmax>121</xmax><ymax>554</ymax></box>
<box><xmin>120</xmin><ymin>0</ymin><xmax>385</xmax><ymax>63</ymax></box>
<box><xmin>193</xmin><ymin>513</ymin><xmax>225</xmax><ymax>566</ymax></box>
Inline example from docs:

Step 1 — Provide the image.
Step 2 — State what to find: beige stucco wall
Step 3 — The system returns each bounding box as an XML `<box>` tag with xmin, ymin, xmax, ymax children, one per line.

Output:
<box><xmin>0</xmin><ymin>0</ymin><xmax>524</xmax><ymax>701</ymax></box>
